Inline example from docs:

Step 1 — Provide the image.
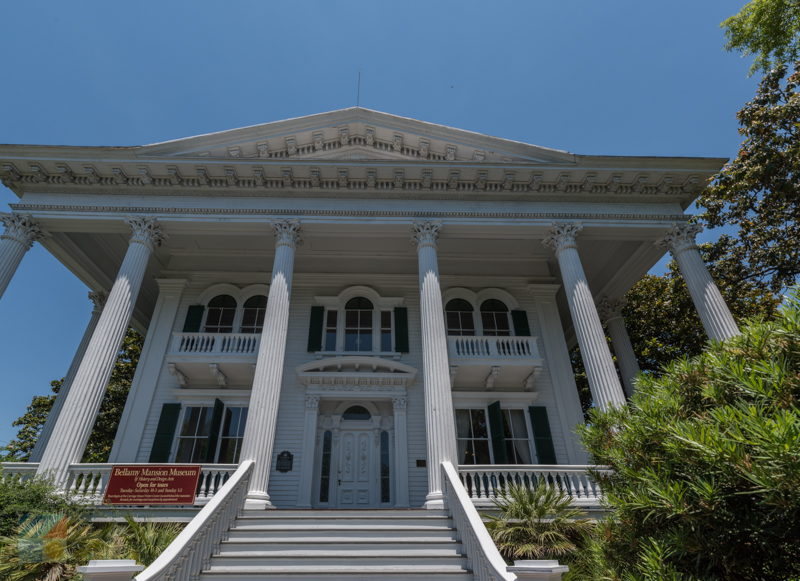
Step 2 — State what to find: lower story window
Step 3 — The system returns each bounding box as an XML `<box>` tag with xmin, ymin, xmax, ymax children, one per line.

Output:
<box><xmin>501</xmin><ymin>409</ymin><xmax>532</xmax><ymax>464</ymax></box>
<box><xmin>174</xmin><ymin>404</ymin><xmax>248</xmax><ymax>463</ymax></box>
<box><xmin>456</xmin><ymin>409</ymin><xmax>491</xmax><ymax>464</ymax></box>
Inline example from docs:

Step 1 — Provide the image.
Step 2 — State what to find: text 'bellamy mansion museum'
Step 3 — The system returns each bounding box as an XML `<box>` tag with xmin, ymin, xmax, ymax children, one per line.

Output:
<box><xmin>0</xmin><ymin>109</ymin><xmax>741</xmax><ymax>578</ymax></box>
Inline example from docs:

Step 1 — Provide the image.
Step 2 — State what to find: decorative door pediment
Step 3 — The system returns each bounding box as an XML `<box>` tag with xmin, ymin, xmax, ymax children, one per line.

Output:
<box><xmin>296</xmin><ymin>355</ymin><xmax>417</xmax><ymax>394</ymax></box>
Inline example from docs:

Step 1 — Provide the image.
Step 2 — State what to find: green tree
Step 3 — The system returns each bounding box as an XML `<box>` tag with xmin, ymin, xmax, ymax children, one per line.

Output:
<box><xmin>699</xmin><ymin>63</ymin><xmax>800</xmax><ymax>295</ymax></box>
<box><xmin>579</xmin><ymin>290</ymin><xmax>800</xmax><ymax>580</ymax></box>
<box><xmin>722</xmin><ymin>0</ymin><xmax>800</xmax><ymax>74</ymax></box>
<box><xmin>1</xmin><ymin>328</ymin><xmax>143</xmax><ymax>463</ymax></box>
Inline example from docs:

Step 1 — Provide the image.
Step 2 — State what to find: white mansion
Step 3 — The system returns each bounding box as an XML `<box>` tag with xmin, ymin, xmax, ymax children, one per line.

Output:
<box><xmin>0</xmin><ymin>109</ymin><xmax>740</xmax><ymax>579</ymax></box>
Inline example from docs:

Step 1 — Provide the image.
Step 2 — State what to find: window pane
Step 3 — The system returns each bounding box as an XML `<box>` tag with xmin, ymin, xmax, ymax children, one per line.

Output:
<box><xmin>217</xmin><ymin>438</ymin><xmax>235</xmax><ymax>463</ymax></box>
<box><xmin>509</xmin><ymin>410</ymin><xmax>528</xmax><ymax>439</ymax></box>
<box><xmin>237</xmin><ymin>408</ymin><xmax>248</xmax><ymax>437</ymax></box>
<box><xmin>191</xmin><ymin>440</ymin><xmax>208</xmax><ymax>463</ymax></box>
<box><xmin>175</xmin><ymin>439</ymin><xmax>194</xmax><ymax>463</ymax></box>
<box><xmin>456</xmin><ymin>410</ymin><xmax>472</xmax><ymax>438</ymax></box>
<box><xmin>471</xmin><ymin>409</ymin><xmax>488</xmax><ymax>438</ymax></box>
<box><xmin>474</xmin><ymin>440</ymin><xmax>491</xmax><ymax>464</ymax></box>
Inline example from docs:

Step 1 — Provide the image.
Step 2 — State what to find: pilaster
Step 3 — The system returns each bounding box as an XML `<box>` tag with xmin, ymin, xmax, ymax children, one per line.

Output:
<box><xmin>297</xmin><ymin>394</ymin><xmax>320</xmax><ymax>508</ymax></box>
<box><xmin>392</xmin><ymin>396</ymin><xmax>410</xmax><ymax>507</ymax></box>
<box><xmin>109</xmin><ymin>278</ymin><xmax>187</xmax><ymax>463</ymax></box>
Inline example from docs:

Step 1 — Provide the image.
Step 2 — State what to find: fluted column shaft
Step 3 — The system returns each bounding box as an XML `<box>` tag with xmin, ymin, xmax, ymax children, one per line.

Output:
<box><xmin>240</xmin><ymin>220</ymin><xmax>301</xmax><ymax>510</ymax></box>
<box><xmin>543</xmin><ymin>224</ymin><xmax>625</xmax><ymax>411</ymax></box>
<box><xmin>37</xmin><ymin>217</ymin><xmax>164</xmax><ymax>484</ymax></box>
<box><xmin>0</xmin><ymin>213</ymin><xmax>44</xmax><ymax>299</ymax></box>
<box><xmin>598</xmin><ymin>298</ymin><xmax>640</xmax><ymax>398</ymax></box>
<box><xmin>30</xmin><ymin>292</ymin><xmax>106</xmax><ymax>462</ymax></box>
<box><xmin>661</xmin><ymin>223</ymin><xmax>739</xmax><ymax>342</ymax></box>
<box><xmin>412</xmin><ymin>222</ymin><xmax>458</xmax><ymax>509</ymax></box>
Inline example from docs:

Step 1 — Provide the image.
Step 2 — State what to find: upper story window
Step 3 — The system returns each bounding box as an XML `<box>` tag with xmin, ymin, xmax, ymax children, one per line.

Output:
<box><xmin>205</xmin><ymin>295</ymin><xmax>237</xmax><ymax>333</ymax></box>
<box><xmin>446</xmin><ymin>299</ymin><xmax>476</xmax><ymax>336</ymax></box>
<box><xmin>309</xmin><ymin>286</ymin><xmax>407</xmax><ymax>355</ymax></box>
<box><xmin>344</xmin><ymin>297</ymin><xmax>374</xmax><ymax>351</ymax></box>
<box><xmin>241</xmin><ymin>296</ymin><xmax>267</xmax><ymax>334</ymax></box>
<box><xmin>480</xmin><ymin>299</ymin><xmax>511</xmax><ymax>336</ymax></box>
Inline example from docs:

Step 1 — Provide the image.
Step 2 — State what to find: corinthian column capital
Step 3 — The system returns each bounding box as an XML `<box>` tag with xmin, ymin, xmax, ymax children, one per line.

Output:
<box><xmin>658</xmin><ymin>222</ymin><xmax>702</xmax><ymax>255</ymax></box>
<box><xmin>272</xmin><ymin>219</ymin><xmax>302</xmax><ymax>249</ymax></box>
<box><xmin>411</xmin><ymin>221</ymin><xmax>441</xmax><ymax>249</ymax></box>
<box><xmin>597</xmin><ymin>297</ymin><xmax>626</xmax><ymax>323</ymax></box>
<box><xmin>0</xmin><ymin>213</ymin><xmax>45</xmax><ymax>249</ymax></box>
<box><xmin>542</xmin><ymin>222</ymin><xmax>583</xmax><ymax>253</ymax></box>
<box><xmin>126</xmin><ymin>216</ymin><xmax>166</xmax><ymax>250</ymax></box>
<box><xmin>88</xmin><ymin>291</ymin><xmax>107</xmax><ymax>312</ymax></box>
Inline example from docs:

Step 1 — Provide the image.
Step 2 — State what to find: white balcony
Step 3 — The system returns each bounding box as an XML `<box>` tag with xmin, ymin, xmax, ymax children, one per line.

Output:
<box><xmin>166</xmin><ymin>332</ymin><xmax>261</xmax><ymax>387</ymax></box>
<box><xmin>447</xmin><ymin>335</ymin><xmax>543</xmax><ymax>390</ymax></box>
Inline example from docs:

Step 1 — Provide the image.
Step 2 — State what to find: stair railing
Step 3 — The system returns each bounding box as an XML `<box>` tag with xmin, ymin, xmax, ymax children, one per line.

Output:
<box><xmin>135</xmin><ymin>460</ymin><xmax>254</xmax><ymax>581</ymax></box>
<box><xmin>442</xmin><ymin>461</ymin><xmax>516</xmax><ymax>581</ymax></box>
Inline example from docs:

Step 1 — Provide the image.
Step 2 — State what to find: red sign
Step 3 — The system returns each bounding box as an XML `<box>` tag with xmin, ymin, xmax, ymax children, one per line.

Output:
<box><xmin>103</xmin><ymin>465</ymin><xmax>201</xmax><ymax>505</ymax></box>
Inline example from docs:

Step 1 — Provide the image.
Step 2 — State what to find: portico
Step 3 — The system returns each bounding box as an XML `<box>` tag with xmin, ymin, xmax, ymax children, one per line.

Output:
<box><xmin>0</xmin><ymin>108</ymin><xmax>738</xmax><ymax>515</ymax></box>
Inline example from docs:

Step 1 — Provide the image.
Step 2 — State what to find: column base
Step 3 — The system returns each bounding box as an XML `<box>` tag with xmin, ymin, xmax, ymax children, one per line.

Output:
<box><xmin>424</xmin><ymin>492</ymin><xmax>445</xmax><ymax>510</ymax></box>
<box><xmin>244</xmin><ymin>492</ymin><xmax>274</xmax><ymax>510</ymax></box>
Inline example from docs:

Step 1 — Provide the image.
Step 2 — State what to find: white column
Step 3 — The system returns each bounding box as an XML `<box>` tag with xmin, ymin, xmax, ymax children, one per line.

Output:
<box><xmin>109</xmin><ymin>278</ymin><xmax>187</xmax><ymax>462</ymax></box>
<box><xmin>392</xmin><ymin>396</ymin><xmax>410</xmax><ymax>507</ymax></box>
<box><xmin>529</xmin><ymin>284</ymin><xmax>588</xmax><ymax>464</ymax></box>
<box><xmin>412</xmin><ymin>221</ymin><xmax>458</xmax><ymax>509</ymax></box>
<box><xmin>598</xmin><ymin>297</ymin><xmax>641</xmax><ymax>398</ymax></box>
<box><xmin>0</xmin><ymin>213</ymin><xmax>44</xmax><ymax>299</ymax></box>
<box><xmin>37</xmin><ymin>217</ymin><xmax>165</xmax><ymax>484</ymax></box>
<box><xmin>30</xmin><ymin>291</ymin><xmax>107</xmax><ymax>462</ymax></box>
<box><xmin>542</xmin><ymin>223</ymin><xmax>625</xmax><ymax>411</ymax></box>
<box><xmin>240</xmin><ymin>220</ymin><xmax>301</xmax><ymax>510</ymax></box>
<box><xmin>660</xmin><ymin>223</ymin><xmax>740</xmax><ymax>341</ymax></box>
<box><xmin>297</xmin><ymin>394</ymin><xmax>320</xmax><ymax>508</ymax></box>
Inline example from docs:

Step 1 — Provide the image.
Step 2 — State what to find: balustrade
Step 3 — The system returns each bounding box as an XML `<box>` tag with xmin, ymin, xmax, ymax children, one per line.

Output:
<box><xmin>448</xmin><ymin>335</ymin><xmax>541</xmax><ymax>360</ymax></box>
<box><xmin>2</xmin><ymin>463</ymin><xmax>237</xmax><ymax>505</ymax></box>
<box><xmin>457</xmin><ymin>464</ymin><xmax>607</xmax><ymax>505</ymax></box>
<box><xmin>170</xmin><ymin>332</ymin><xmax>259</xmax><ymax>356</ymax></box>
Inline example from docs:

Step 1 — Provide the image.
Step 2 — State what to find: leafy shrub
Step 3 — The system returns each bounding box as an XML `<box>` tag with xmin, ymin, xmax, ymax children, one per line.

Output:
<box><xmin>0</xmin><ymin>477</ymin><xmax>84</xmax><ymax>538</ymax></box>
<box><xmin>580</xmin><ymin>289</ymin><xmax>800</xmax><ymax>580</ymax></box>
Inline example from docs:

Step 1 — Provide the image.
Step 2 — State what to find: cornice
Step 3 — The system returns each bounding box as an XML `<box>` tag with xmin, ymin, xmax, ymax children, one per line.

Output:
<box><xmin>0</xmin><ymin>158</ymin><xmax>712</xmax><ymax>203</ymax></box>
<box><xmin>9</xmin><ymin>202</ymin><xmax>691</xmax><ymax>223</ymax></box>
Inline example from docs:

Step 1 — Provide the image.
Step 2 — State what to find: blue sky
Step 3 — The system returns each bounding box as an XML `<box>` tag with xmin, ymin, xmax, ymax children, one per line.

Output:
<box><xmin>0</xmin><ymin>1</ymin><xmax>756</xmax><ymax>448</ymax></box>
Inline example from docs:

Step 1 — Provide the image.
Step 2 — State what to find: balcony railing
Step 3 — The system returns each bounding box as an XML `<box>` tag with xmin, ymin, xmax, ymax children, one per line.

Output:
<box><xmin>170</xmin><ymin>332</ymin><xmax>259</xmax><ymax>356</ymax></box>
<box><xmin>457</xmin><ymin>464</ymin><xmax>607</xmax><ymax>506</ymax></box>
<box><xmin>1</xmin><ymin>463</ymin><xmax>238</xmax><ymax>505</ymax></box>
<box><xmin>447</xmin><ymin>335</ymin><xmax>541</xmax><ymax>360</ymax></box>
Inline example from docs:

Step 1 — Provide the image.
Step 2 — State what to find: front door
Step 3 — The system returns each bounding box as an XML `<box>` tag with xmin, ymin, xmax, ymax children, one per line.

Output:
<box><xmin>336</xmin><ymin>428</ymin><xmax>376</xmax><ymax>507</ymax></box>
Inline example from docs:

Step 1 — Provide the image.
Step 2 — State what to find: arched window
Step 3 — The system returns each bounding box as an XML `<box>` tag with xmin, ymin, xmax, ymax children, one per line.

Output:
<box><xmin>445</xmin><ymin>299</ymin><xmax>476</xmax><ymax>336</ymax></box>
<box><xmin>344</xmin><ymin>297</ymin><xmax>373</xmax><ymax>351</ymax></box>
<box><xmin>205</xmin><ymin>295</ymin><xmax>237</xmax><ymax>333</ymax></box>
<box><xmin>480</xmin><ymin>299</ymin><xmax>511</xmax><ymax>336</ymax></box>
<box><xmin>240</xmin><ymin>295</ymin><xmax>267</xmax><ymax>333</ymax></box>
<box><xmin>342</xmin><ymin>405</ymin><xmax>372</xmax><ymax>420</ymax></box>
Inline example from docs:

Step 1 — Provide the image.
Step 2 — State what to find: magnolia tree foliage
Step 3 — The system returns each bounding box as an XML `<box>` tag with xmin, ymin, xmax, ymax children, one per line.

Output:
<box><xmin>1</xmin><ymin>328</ymin><xmax>143</xmax><ymax>463</ymax></box>
<box><xmin>580</xmin><ymin>291</ymin><xmax>800</xmax><ymax>580</ymax></box>
<box><xmin>700</xmin><ymin>62</ymin><xmax>800</xmax><ymax>294</ymax></box>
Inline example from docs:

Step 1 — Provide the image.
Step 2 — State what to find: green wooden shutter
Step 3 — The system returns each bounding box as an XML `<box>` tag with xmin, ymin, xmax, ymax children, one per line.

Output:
<box><xmin>183</xmin><ymin>305</ymin><xmax>205</xmax><ymax>332</ymax></box>
<box><xmin>205</xmin><ymin>399</ymin><xmax>225</xmax><ymax>463</ymax></box>
<box><xmin>511</xmin><ymin>310</ymin><xmax>531</xmax><ymax>336</ymax></box>
<box><xmin>149</xmin><ymin>403</ymin><xmax>181</xmax><ymax>462</ymax></box>
<box><xmin>307</xmin><ymin>306</ymin><xmax>324</xmax><ymax>352</ymax></box>
<box><xmin>394</xmin><ymin>307</ymin><xmax>409</xmax><ymax>353</ymax></box>
<box><xmin>528</xmin><ymin>406</ymin><xmax>557</xmax><ymax>464</ymax></box>
<box><xmin>487</xmin><ymin>401</ymin><xmax>508</xmax><ymax>464</ymax></box>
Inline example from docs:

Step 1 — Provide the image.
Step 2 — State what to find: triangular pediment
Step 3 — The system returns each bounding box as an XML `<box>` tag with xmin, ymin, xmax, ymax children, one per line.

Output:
<box><xmin>136</xmin><ymin>108</ymin><xmax>575</xmax><ymax>164</ymax></box>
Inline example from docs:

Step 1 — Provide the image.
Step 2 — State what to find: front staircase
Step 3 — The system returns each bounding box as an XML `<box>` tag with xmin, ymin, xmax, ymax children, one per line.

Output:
<box><xmin>199</xmin><ymin>509</ymin><xmax>474</xmax><ymax>580</ymax></box>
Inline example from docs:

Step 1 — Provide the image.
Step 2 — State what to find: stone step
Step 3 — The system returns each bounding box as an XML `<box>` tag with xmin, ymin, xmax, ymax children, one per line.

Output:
<box><xmin>219</xmin><ymin>539</ymin><xmax>462</xmax><ymax>553</ymax></box>
<box><xmin>233</xmin><ymin>516</ymin><xmax>454</xmax><ymax>528</ymax></box>
<box><xmin>200</xmin><ymin>565</ymin><xmax>473</xmax><ymax>581</ymax></box>
<box><xmin>240</xmin><ymin>509</ymin><xmax>449</xmax><ymax>518</ymax></box>
<box><xmin>231</xmin><ymin>521</ymin><xmax>455</xmax><ymax>532</ymax></box>
<box><xmin>210</xmin><ymin>553</ymin><xmax>468</xmax><ymax>568</ymax></box>
<box><xmin>226</xmin><ymin>529</ymin><xmax>459</xmax><ymax>542</ymax></box>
